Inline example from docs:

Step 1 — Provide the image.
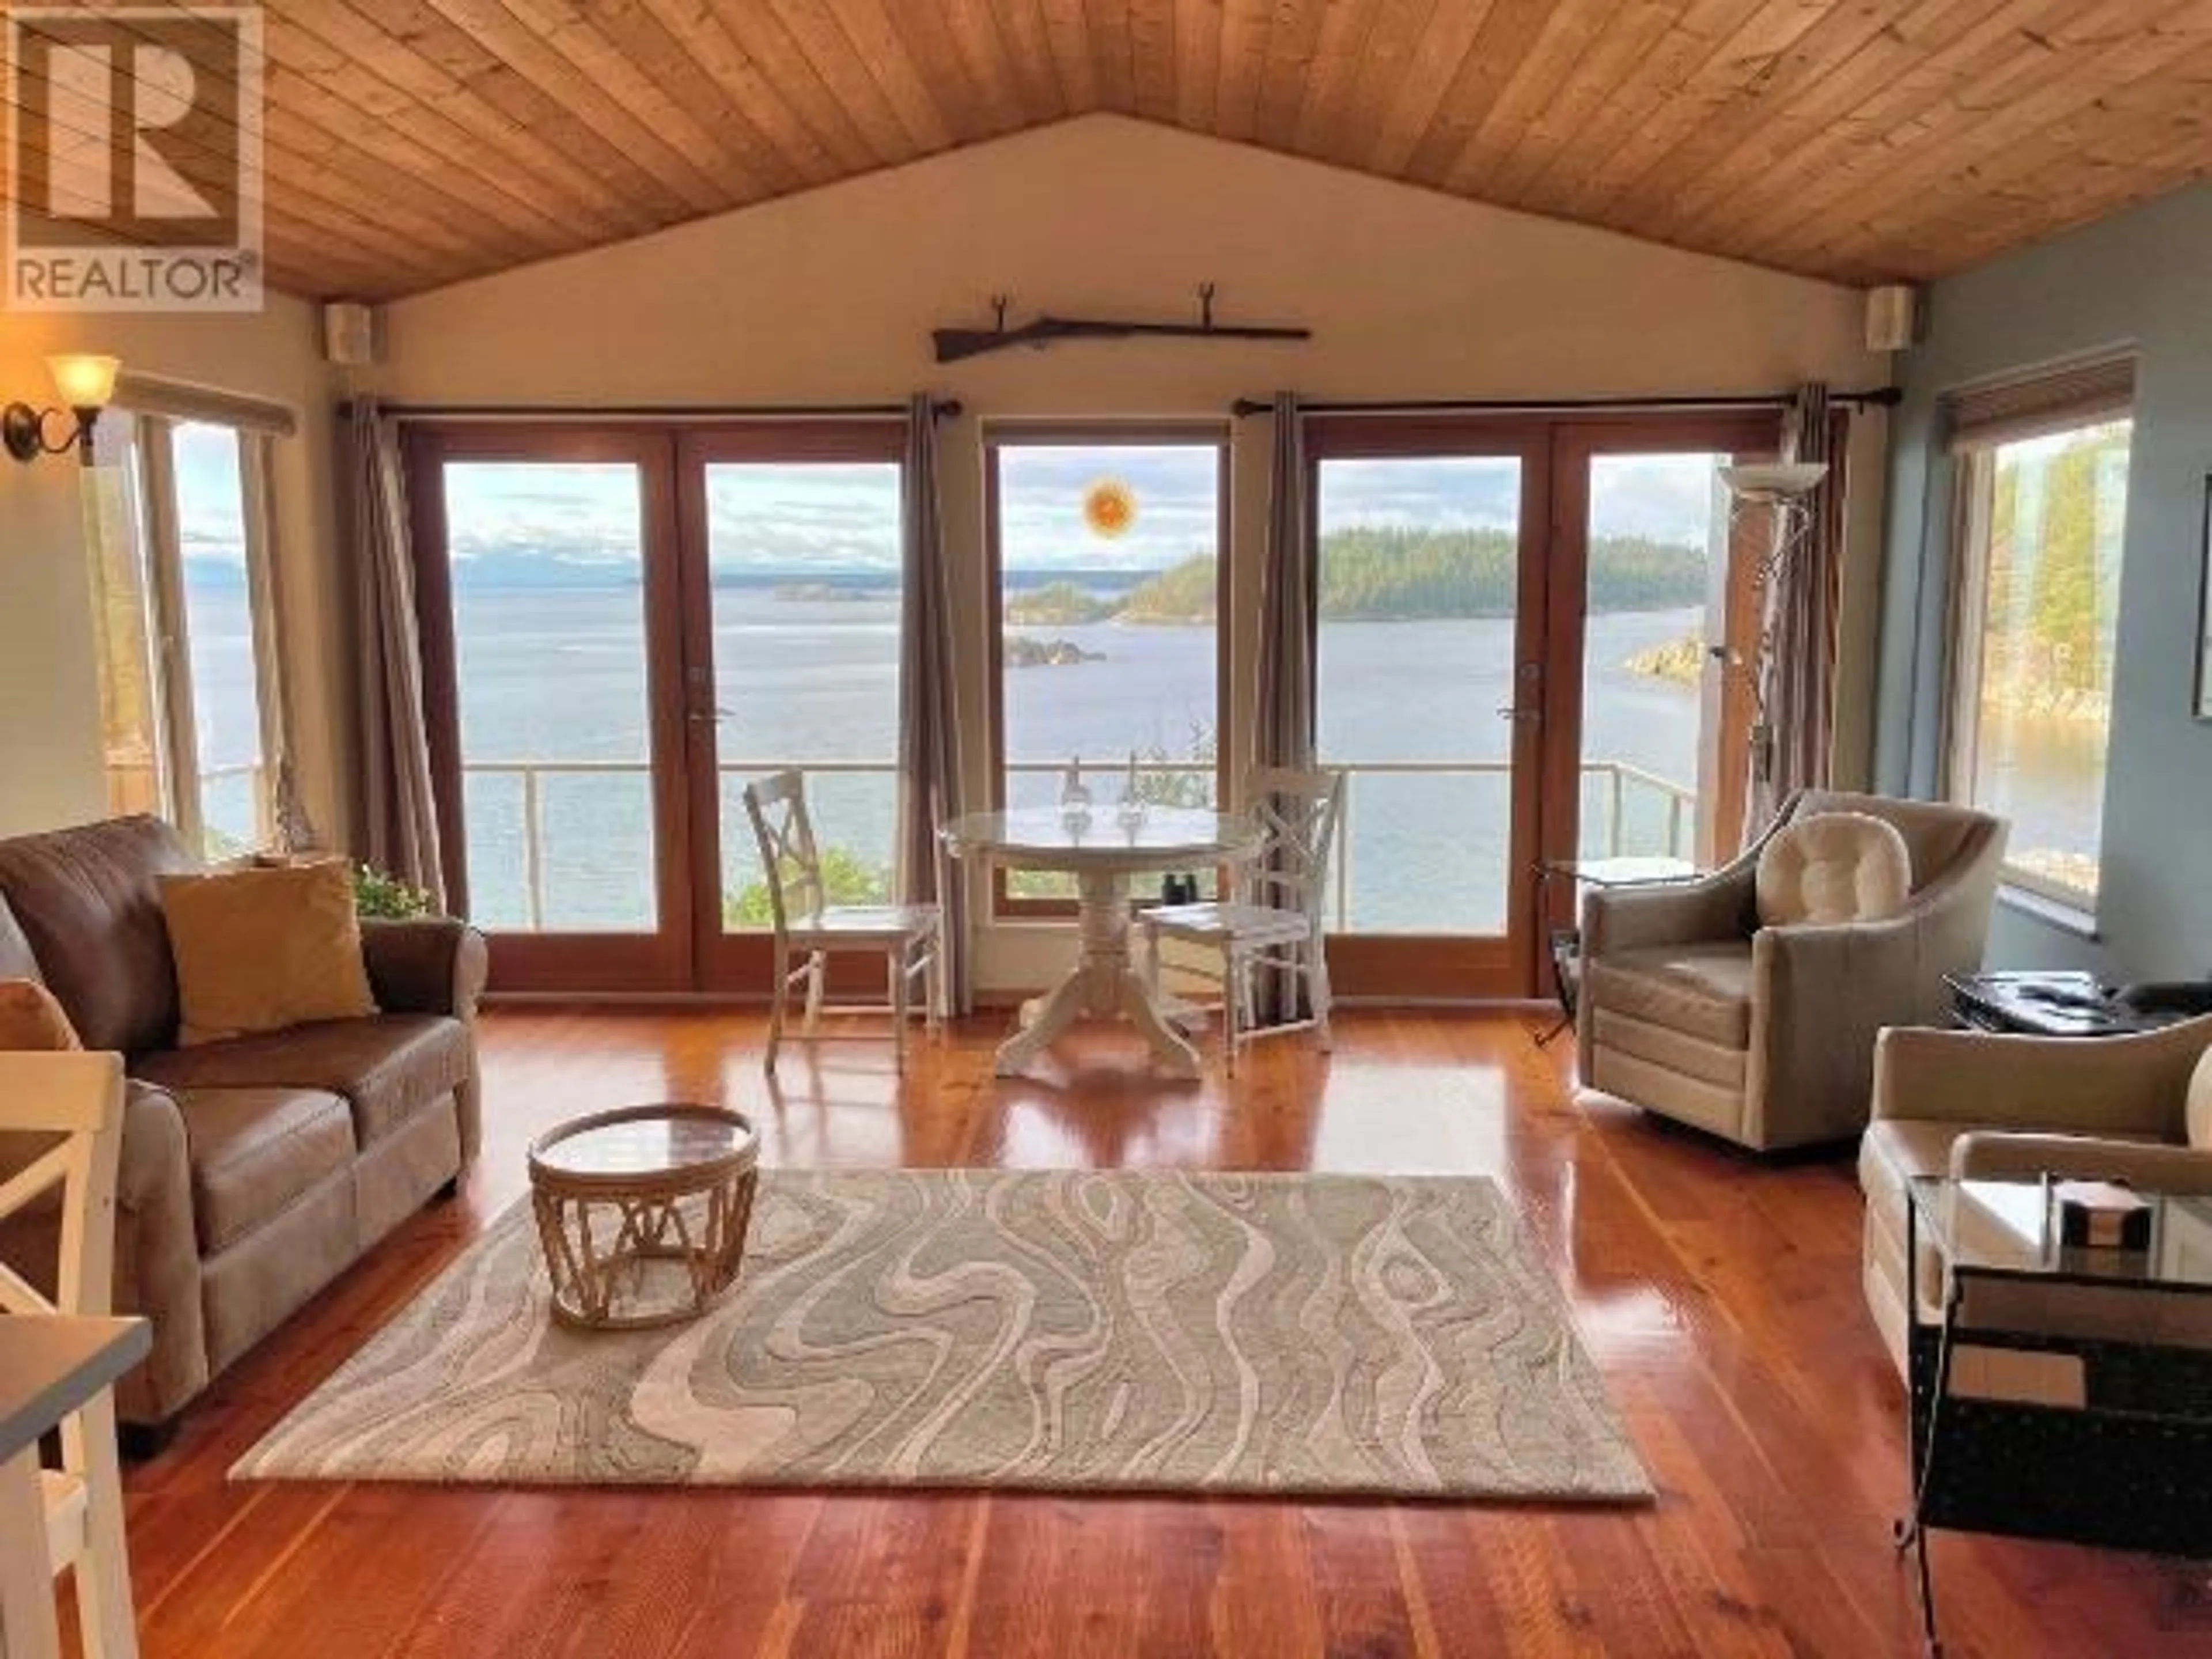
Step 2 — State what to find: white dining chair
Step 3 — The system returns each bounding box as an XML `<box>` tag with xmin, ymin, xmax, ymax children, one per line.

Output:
<box><xmin>1139</xmin><ymin>766</ymin><xmax>1344</xmax><ymax>1074</ymax></box>
<box><xmin>741</xmin><ymin>770</ymin><xmax>942</xmax><ymax>1075</ymax></box>
<box><xmin>0</xmin><ymin>1050</ymin><xmax>139</xmax><ymax>1659</ymax></box>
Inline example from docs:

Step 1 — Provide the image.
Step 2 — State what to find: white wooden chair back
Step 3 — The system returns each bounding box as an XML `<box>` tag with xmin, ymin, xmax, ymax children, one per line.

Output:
<box><xmin>1244</xmin><ymin>767</ymin><xmax>1346</xmax><ymax>926</ymax></box>
<box><xmin>0</xmin><ymin>1051</ymin><xmax>124</xmax><ymax>1320</ymax></box>
<box><xmin>743</xmin><ymin>770</ymin><xmax>827</xmax><ymax>940</ymax></box>
<box><xmin>0</xmin><ymin>1051</ymin><xmax>138</xmax><ymax>1659</ymax></box>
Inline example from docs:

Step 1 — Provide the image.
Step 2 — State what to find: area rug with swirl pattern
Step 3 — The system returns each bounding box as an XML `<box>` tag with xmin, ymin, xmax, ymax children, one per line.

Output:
<box><xmin>233</xmin><ymin>1167</ymin><xmax>1650</xmax><ymax>1501</ymax></box>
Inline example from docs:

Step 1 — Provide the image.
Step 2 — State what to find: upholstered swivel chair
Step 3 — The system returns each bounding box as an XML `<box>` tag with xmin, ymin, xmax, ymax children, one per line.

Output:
<box><xmin>1576</xmin><ymin>790</ymin><xmax>2007</xmax><ymax>1152</ymax></box>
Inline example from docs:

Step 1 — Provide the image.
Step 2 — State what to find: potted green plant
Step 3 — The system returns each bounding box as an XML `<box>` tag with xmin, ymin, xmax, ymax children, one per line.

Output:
<box><xmin>351</xmin><ymin>863</ymin><xmax>435</xmax><ymax>921</ymax></box>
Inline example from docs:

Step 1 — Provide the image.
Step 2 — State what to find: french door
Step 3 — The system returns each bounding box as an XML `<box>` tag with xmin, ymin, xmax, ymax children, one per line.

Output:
<box><xmin>406</xmin><ymin>422</ymin><xmax>904</xmax><ymax>994</ymax></box>
<box><xmin>1308</xmin><ymin>419</ymin><xmax>1554</xmax><ymax>999</ymax></box>
<box><xmin>1306</xmin><ymin>412</ymin><xmax>1779</xmax><ymax>999</ymax></box>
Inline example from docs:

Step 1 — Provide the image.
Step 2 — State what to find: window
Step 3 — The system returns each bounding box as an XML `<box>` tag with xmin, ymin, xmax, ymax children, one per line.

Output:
<box><xmin>1945</xmin><ymin>363</ymin><xmax>2133</xmax><ymax>910</ymax></box>
<box><xmin>85</xmin><ymin>399</ymin><xmax>291</xmax><ymax>858</ymax></box>
<box><xmin>988</xmin><ymin>429</ymin><xmax>1226</xmax><ymax>906</ymax></box>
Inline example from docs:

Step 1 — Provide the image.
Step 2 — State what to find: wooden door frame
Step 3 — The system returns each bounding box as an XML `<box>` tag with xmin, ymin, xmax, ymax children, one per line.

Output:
<box><xmin>1303</xmin><ymin>415</ymin><xmax>1553</xmax><ymax>1000</ymax></box>
<box><xmin>1302</xmin><ymin>410</ymin><xmax>1783</xmax><ymax>999</ymax></box>
<box><xmin>981</xmin><ymin>421</ymin><xmax>1234</xmax><ymax>919</ymax></box>
<box><xmin>404</xmin><ymin>423</ymin><xmax>695</xmax><ymax>993</ymax></box>
<box><xmin>673</xmin><ymin>420</ymin><xmax>907</xmax><ymax>995</ymax></box>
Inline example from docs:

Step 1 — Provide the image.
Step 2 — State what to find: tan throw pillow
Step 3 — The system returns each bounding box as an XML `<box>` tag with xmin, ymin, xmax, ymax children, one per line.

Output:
<box><xmin>0</xmin><ymin>979</ymin><xmax>81</xmax><ymax>1050</ymax></box>
<box><xmin>1755</xmin><ymin>810</ymin><xmax>1913</xmax><ymax>927</ymax></box>
<box><xmin>160</xmin><ymin>862</ymin><xmax>378</xmax><ymax>1047</ymax></box>
<box><xmin>2187</xmin><ymin>1045</ymin><xmax>2212</xmax><ymax>1150</ymax></box>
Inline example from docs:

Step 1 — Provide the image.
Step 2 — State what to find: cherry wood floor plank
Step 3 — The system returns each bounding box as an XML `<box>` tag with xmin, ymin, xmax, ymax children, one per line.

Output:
<box><xmin>81</xmin><ymin>1007</ymin><xmax>2212</xmax><ymax>1657</ymax></box>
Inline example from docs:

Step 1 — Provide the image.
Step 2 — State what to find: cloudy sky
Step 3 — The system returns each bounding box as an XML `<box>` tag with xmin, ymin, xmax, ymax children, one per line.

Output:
<box><xmin>173</xmin><ymin>421</ymin><xmax>247</xmax><ymax>563</ymax></box>
<box><xmin>182</xmin><ymin>434</ymin><xmax>1723</xmax><ymax>570</ymax></box>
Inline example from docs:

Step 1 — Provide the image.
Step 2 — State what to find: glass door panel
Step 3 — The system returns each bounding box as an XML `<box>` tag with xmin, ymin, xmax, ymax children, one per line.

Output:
<box><xmin>1309</xmin><ymin>426</ymin><xmax>1550</xmax><ymax>999</ymax></box>
<box><xmin>1578</xmin><ymin>452</ymin><xmax>1728</xmax><ymax>865</ymax></box>
<box><xmin>675</xmin><ymin>426</ymin><xmax>906</xmax><ymax>990</ymax></box>
<box><xmin>411</xmin><ymin>430</ymin><xmax>692</xmax><ymax>993</ymax></box>
<box><xmin>1552</xmin><ymin>418</ymin><xmax>1780</xmax><ymax>877</ymax></box>
<box><xmin>686</xmin><ymin>442</ymin><xmax>904</xmax><ymax>985</ymax></box>
<box><xmin>445</xmin><ymin>461</ymin><xmax>659</xmax><ymax>930</ymax></box>
<box><xmin>1315</xmin><ymin>456</ymin><xmax>1525</xmax><ymax>933</ymax></box>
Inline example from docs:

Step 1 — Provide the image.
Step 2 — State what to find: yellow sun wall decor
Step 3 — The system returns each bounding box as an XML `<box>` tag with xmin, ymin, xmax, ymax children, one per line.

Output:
<box><xmin>1083</xmin><ymin>479</ymin><xmax>1137</xmax><ymax>539</ymax></box>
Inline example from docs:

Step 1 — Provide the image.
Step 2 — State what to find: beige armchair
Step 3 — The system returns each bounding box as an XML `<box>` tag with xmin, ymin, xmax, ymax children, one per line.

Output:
<box><xmin>1859</xmin><ymin>1016</ymin><xmax>2212</xmax><ymax>1377</ymax></box>
<box><xmin>1577</xmin><ymin>790</ymin><xmax>2006</xmax><ymax>1152</ymax></box>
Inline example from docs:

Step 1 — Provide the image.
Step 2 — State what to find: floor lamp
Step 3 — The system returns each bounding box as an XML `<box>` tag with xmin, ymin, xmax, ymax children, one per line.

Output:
<box><xmin>1719</xmin><ymin>460</ymin><xmax>1830</xmax><ymax>821</ymax></box>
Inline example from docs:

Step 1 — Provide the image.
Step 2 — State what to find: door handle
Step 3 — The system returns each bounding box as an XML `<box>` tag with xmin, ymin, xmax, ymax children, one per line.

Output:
<box><xmin>1496</xmin><ymin>706</ymin><xmax>1541</xmax><ymax>724</ymax></box>
<box><xmin>687</xmin><ymin>707</ymin><xmax>732</xmax><ymax>725</ymax></box>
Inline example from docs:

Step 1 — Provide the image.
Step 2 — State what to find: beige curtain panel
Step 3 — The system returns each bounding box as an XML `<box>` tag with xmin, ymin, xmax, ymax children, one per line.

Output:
<box><xmin>1252</xmin><ymin>393</ymin><xmax>1315</xmax><ymax>1021</ymax></box>
<box><xmin>1745</xmin><ymin>382</ymin><xmax>1850</xmax><ymax>839</ymax></box>
<box><xmin>346</xmin><ymin>400</ymin><xmax>446</xmax><ymax>908</ymax></box>
<box><xmin>1254</xmin><ymin>392</ymin><xmax>1314</xmax><ymax>775</ymax></box>
<box><xmin>895</xmin><ymin>394</ymin><xmax>970</xmax><ymax>1015</ymax></box>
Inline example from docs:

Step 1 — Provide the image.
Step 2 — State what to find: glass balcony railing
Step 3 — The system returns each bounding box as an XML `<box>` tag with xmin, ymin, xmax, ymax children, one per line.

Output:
<box><xmin>456</xmin><ymin>757</ymin><xmax>1697</xmax><ymax>934</ymax></box>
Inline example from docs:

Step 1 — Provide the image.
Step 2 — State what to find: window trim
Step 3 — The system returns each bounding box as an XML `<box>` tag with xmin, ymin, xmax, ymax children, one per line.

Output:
<box><xmin>983</xmin><ymin>421</ymin><xmax>1232</xmax><ymax>919</ymax></box>
<box><xmin>1939</xmin><ymin>381</ymin><xmax>2133</xmax><ymax>915</ymax></box>
<box><xmin>100</xmin><ymin>410</ymin><xmax>293</xmax><ymax>855</ymax></box>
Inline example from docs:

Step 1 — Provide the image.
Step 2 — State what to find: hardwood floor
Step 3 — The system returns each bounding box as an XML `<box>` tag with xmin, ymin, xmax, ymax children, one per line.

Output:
<box><xmin>103</xmin><ymin>1009</ymin><xmax>2212</xmax><ymax>1657</ymax></box>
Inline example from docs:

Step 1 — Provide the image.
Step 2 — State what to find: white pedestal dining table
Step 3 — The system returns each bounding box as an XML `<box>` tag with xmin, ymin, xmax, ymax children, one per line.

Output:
<box><xmin>941</xmin><ymin>807</ymin><xmax>1262</xmax><ymax>1078</ymax></box>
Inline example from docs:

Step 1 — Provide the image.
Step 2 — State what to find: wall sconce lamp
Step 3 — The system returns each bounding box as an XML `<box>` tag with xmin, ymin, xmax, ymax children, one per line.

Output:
<box><xmin>3</xmin><ymin>354</ymin><xmax>122</xmax><ymax>464</ymax></box>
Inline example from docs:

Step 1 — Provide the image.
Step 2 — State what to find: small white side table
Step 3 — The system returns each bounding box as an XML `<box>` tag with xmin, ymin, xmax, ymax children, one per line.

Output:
<box><xmin>942</xmin><ymin>808</ymin><xmax>1262</xmax><ymax>1078</ymax></box>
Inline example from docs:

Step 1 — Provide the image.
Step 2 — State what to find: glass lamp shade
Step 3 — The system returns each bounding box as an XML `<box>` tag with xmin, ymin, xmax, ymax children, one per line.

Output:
<box><xmin>47</xmin><ymin>353</ymin><xmax>121</xmax><ymax>411</ymax></box>
<box><xmin>1719</xmin><ymin>461</ymin><xmax>1828</xmax><ymax>503</ymax></box>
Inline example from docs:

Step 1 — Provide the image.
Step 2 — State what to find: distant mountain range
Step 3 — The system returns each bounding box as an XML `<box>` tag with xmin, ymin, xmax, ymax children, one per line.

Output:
<box><xmin>440</xmin><ymin>555</ymin><xmax>1170</xmax><ymax>593</ymax></box>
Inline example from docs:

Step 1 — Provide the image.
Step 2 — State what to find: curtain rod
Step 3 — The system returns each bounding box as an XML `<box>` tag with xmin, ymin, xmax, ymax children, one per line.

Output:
<box><xmin>1228</xmin><ymin>387</ymin><xmax>1902</xmax><ymax>417</ymax></box>
<box><xmin>337</xmin><ymin>399</ymin><xmax>962</xmax><ymax>421</ymax></box>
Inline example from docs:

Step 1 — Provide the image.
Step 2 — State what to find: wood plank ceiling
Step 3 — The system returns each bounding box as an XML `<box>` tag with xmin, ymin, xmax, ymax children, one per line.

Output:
<box><xmin>6</xmin><ymin>0</ymin><xmax>2211</xmax><ymax>301</ymax></box>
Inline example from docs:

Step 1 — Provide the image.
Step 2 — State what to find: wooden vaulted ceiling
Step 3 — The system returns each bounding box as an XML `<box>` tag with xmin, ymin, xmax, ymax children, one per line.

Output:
<box><xmin>7</xmin><ymin>1</ymin><xmax>2212</xmax><ymax>302</ymax></box>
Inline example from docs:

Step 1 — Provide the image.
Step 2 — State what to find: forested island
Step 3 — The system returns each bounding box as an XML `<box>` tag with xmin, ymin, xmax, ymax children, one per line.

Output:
<box><xmin>1974</xmin><ymin>428</ymin><xmax>2126</xmax><ymax>721</ymax></box>
<box><xmin>1007</xmin><ymin>528</ymin><xmax>1707</xmax><ymax>627</ymax></box>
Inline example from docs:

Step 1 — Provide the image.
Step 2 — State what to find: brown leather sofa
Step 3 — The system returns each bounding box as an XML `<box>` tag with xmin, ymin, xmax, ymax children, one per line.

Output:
<box><xmin>0</xmin><ymin>815</ymin><xmax>487</xmax><ymax>1446</ymax></box>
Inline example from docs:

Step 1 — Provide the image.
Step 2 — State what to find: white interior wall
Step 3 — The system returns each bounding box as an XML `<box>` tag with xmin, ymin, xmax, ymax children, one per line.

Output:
<box><xmin>374</xmin><ymin>115</ymin><xmax>1887</xmax><ymax>995</ymax></box>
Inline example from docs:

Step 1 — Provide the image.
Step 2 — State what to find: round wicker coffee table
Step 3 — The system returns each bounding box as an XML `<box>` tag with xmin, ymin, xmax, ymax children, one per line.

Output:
<box><xmin>527</xmin><ymin>1103</ymin><xmax>760</xmax><ymax>1331</ymax></box>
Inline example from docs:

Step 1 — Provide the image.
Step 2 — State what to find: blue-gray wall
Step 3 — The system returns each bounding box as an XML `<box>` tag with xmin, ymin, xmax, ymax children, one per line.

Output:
<box><xmin>1877</xmin><ymin>182</ymin><xmax>2212</xmax><ymax>980</ymax></box>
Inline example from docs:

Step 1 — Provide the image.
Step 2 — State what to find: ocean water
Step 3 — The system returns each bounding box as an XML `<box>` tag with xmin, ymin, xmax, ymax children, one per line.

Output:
<box><xmin>439</xmin><ymin>588</ymin><xmax>1711</xmax><ymax>932</ymax></box>
<box><xmin>176</xmin><ymin>585</ymin><xmax>2107</xmax><ymax>933</ymax></box>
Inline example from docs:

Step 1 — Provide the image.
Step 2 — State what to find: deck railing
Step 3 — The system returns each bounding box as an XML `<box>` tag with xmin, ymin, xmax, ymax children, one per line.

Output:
<box><xmin>459</xmin><ymin>756</ymin><xmax>1698</xmax><ymax>932</ymax></box>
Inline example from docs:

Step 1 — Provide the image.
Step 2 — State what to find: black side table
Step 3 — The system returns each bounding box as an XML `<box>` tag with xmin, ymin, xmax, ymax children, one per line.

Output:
<box><xmin>1945</xmin><ymin>970</ymin><xmax>2195</xmax><ymax>1037</ymax></box>
<box><xmin>1897</xmin><ymin>1177</ymin><xmax>2212</xmax><ymax>1656</ymax></box>
<box><xmin>1531</xmin><ymin>856</ymin><xmax>1698</xmax><ymax>1046</ymax></box>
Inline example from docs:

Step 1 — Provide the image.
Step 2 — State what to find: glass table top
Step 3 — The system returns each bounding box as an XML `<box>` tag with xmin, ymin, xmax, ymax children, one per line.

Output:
<box><xmin>532</xmin><ymin>1104</ymin><xmax>756</xmax><ymax>1181</ymax></box>
<box><xmin>1908</xmin><ymin>1177</ymin><xmax>2212</xmax><ymax>1291</ymax></box>
<box><xmin>940</xmin><ymin>809</ymin><xmax>1262</xmax><ymax>873</ymax></box>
